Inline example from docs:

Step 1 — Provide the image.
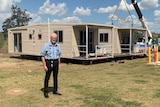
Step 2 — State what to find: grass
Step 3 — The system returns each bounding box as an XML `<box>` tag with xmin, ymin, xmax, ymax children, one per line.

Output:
<box><xmin>0</xmin><ymin>53</ymin><xmax>160</xmax><ymax>107</ymax></box>
<box><xmin>0</xmin><ymin>33</ymin><xmax>8</xmax><ymax>52</ymax></box>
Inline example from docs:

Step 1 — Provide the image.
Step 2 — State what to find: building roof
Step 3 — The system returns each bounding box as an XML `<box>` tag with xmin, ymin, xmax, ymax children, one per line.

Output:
<box><xmin>8</xmin><ymin>23</ymin><xmax>114</xmax><ymax>31</ymax></box>
<box><xmin>115</xmin><ymin>26</ymin><xmax>147</xmax><ymax>31</ymax></box>
<box><xmin>8</xmin><ymin>22</ymin><xmax>147</xmax><ymax>31</ymax></box>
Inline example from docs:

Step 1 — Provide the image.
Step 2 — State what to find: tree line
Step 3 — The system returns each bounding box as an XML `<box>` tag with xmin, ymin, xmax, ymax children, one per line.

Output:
<box><xmin>2</xmin><ymin>5</ymin><xmax>32</xmax><ymax>38</ymax></box>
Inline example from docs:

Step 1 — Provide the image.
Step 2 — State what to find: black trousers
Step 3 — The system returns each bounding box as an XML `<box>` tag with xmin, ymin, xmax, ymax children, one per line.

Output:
<box><xmin>44</xmin><ymin>59</ymin><xmax>59</xmax><ymax>93</ymax></box>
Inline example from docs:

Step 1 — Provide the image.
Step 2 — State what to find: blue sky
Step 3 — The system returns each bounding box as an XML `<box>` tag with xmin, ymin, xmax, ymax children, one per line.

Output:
<box><xmin>0</xmin><ymin>0</ymin><xmax>160</xmax><ymax>33</ymax></box>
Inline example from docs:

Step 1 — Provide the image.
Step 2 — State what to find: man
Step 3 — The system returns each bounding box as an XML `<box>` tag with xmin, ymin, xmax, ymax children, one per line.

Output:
<box><xmin>40</xmin><ymin>33</ymin><xmax>61</xmax><ymax>98</ymax></box>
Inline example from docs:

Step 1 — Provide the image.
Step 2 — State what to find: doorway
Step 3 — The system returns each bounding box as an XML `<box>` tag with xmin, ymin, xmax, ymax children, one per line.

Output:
<box><xmin>79</xmin><ymin>31</ymin><xmax>94</xmax><ymax>55</ymax></box>
<box><xmin>14</xmin><ymin>33</ymin><xmax>22</xmax><ymax>52</ymax></box>
<box><xmin>120</xmin><ymin>31</ymin><xmax>130</xmax><ymax>52</ymax></box>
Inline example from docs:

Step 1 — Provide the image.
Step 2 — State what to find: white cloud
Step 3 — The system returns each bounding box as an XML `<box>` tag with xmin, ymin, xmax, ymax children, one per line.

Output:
<box><xmin>154</xmin><ymin>10</ymin><xmax>160</xmax><ymax>31</ymax></box>
<box><xmin>27</xmin><ymin>12</ymin><xmax>42</xmax><ymax>24</ymax></box>
<box><xmin>0</xmin><ymin>0</ymin><xmax>11</xmax><ymax>12</ymax></box>
<box><xmin>38</xmin><ymin>0</ymin><xmax>66</xmax><ymax>16</ymax></box>
<box><xmin>108</xmin><ymin>14</ymin><xmax>117</xmax><ymax>20</ymax></box>
<box><xmin>118</xmin><ymin>0</ymin><xmax>134</xmax><ymax>11</ymax></box>
<box><xmin>128</xmin><ymin>15</ymin><xmax>141</xmax><ymax>27</ymax></box>
<box><xmin>0</xmin><ymin>0</ymin><xmax>21</xmax><ymax>12</ymax></box>
<box><xmin>155</xmin><ymin>17</ymin><xmax>160</xmax><ymax>23</ymax></box>
<box><xmin>0</xmin><ymin>0</ymin><xmax>21</xmax><ymax>31</ymax></box>
<box><xmin>0</xmin><ymin>13</ymin><xmax>11</xmax><ymax>21</ymax></box>
<box><xmin>51</xmin><ymin>16</ymin><xmax>81</xmax><ymax>23</ymax></box>
<box><xmin>31</xmin><ymin>16</ymin><xmax>42</xmax><ymax>23</ymax></box>
<box><xmin>13</xmin><ymin>0</ymin><xmax>21</xmax><ymax>3</ymax></box>
<box><xmin>146</xmin><ymin>21</ymin><xmax>157</xmax><ymax>33</ymax></box>
<box><xmin>97</xmin><ymin>0</ymin><xmax>160</xmax><ymax>33</ymax></box>
<box><xmin>104</xmin><ymin>0</ymin><xmax>136</xmax><ymax>24</ymax></box>
<box><xmin>139</xmin><ymin>0</ymin><xmax>159</xmax><ymax>9</ymax></box>
<box><xmin>73</xmin><ymin>7</ymin><xmax>91</xmax><ymax>16</ymax></box>
<box><xmin>97</xmin><ymin>5</ymin><xmax>117</xmax><ymax>14</ymax></box>
<box><xmin>154</xmin><ymin>17</ymin><xmax>160</xmax><ymax>25</ymax></box>
<box><xmin>97</xmin><ymin>0</ymin><xmax>134</xmax><ymax>14</ymax></box>
<box><xmin>110</xmin><ymin>14</ymin><xmax>141</xmax><ymax>27</ymax></box>
<box><xmin>0</xmin><ymin>0</ymin><xmax>21</xmax><ymax>21</ymax></box>
<box><xmin>154</xmin><ymin>10</ymin><xmax>160</xmax><ymax>17</ymax></box>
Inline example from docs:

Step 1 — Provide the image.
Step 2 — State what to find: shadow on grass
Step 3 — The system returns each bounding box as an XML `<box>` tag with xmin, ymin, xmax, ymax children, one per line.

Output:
<box><xmin>40</xmin><ymin>87</ymin><xmax>54</xmax><ymax>93</ymax></box>
<box><xmin>10</xmin><ymin>55</ymin><xmax>41</xmax><ymax>61</ymax></box>
<box><xmin>9</xmin><ymin>53</ymin><xmax>147</xmax><ymax>65</ymax></box>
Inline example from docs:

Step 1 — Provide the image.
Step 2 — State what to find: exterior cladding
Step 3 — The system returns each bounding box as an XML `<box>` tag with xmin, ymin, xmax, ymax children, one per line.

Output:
<box><xmin>8</xmin><ymin>24</ymin><xmax>81</xmax><ymax>58</ymax></box>
<box><xmin>8</xmin><ymin>23</ymin><xmax>147</xmax><ymax>59</ymax></box>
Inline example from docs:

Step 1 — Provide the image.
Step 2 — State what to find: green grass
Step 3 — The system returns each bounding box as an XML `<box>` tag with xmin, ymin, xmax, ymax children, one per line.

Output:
<box><xmin>0</xmin><ymin>33</ymin><xmax>8</xmax><ymax>52</ymax></box>
<box><xmin>0</xmin><ymin>53</ymin><xmax>160</xmax><ymax>107</ymax></box>
<box><xmin>153</xmin><ymin>89</ymin><xmax>160</xmax><ymax>98</ymax></box>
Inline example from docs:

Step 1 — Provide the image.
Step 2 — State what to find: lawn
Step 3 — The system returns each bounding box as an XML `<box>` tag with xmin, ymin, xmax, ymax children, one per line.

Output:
<box><xmin>0</xmin><ymin>53</ymin><xmax>160</xmax><ymax>107</ymax></box>
<box><xmin>0</xmin><ymin>34</ymin><xmax>8</xmax><ymax>52</ymax></box>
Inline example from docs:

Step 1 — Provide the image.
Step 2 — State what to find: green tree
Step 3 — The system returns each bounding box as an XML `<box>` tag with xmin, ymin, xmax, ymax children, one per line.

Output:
<box><xmin>2</xmin><ymin>5</ymin><xmax>32</xmax><ymax>38</ymax></box>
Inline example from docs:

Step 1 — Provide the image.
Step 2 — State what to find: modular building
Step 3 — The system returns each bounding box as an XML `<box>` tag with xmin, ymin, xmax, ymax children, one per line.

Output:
<box><xmin>8</xmin><ymin>23</ymin><xmax>148</xmax><ymax>63</ymax></box>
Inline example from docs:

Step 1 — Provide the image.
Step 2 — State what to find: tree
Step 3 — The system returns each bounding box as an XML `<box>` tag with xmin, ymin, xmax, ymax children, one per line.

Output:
<box><xmin>2</xmin><ymin>5</ymin><xmax>32</xmax><ymax>38</ymax></box>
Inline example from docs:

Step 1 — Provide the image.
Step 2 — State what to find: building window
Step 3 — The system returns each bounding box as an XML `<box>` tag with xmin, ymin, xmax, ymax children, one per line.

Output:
<box><xmin>120</xmin><ymin>32</ymin><xmax>129</xmax><ymax>44</ymax></box>
<box><xmin>100</xmin><ymin>33</ymin><xmax>108</xmax><ymax>42</ymax></box>
<box><xmin>38</xmin><ymin>34</ymin><xmax>42</xmax><ymax>40</ymax></box>
<box><xmin>54</xmin><ymin>30</ymin><xmax>63</xmax><ymax>43</ymax></box>
<box><xmin>29</xmin><ymin>34</ymin><xmax>32</xmax><ymax>40</ymax></box>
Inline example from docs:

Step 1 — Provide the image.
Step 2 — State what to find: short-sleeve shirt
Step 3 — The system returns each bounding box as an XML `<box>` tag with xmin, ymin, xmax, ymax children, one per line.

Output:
<box><xmin>40</xmin><ymin>42</ymin><xmax>61</xmax><ymax>60</ymax></box>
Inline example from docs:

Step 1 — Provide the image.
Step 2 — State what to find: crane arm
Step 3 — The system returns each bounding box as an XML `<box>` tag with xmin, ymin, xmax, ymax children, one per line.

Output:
<box><xmin>131</xmin><ymin>0</ymin><xmax>152</xmax><ymax>44</ymax></box>
<box><xmin>131</xmin><ymin>0</ymin><xmax>143</xmax><ymax>19</ymax></box>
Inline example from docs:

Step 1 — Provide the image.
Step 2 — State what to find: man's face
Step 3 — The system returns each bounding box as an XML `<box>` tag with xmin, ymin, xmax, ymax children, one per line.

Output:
<box><xmin>51</xmin><ymin>34</ymin><xmax>57</xmax><ymax>44</ymax></box>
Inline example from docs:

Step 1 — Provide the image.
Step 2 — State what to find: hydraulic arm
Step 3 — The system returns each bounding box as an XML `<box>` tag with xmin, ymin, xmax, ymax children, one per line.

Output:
<box><xmin>131</xmin><ymin>0</ymin><xmax>152</xmax><ymax>44</ymax></box>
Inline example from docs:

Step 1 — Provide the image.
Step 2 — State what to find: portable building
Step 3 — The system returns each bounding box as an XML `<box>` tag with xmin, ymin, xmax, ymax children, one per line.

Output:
<box><xmin>8</xmin><ymin>23</ymin><xmax>147</xmax><ymax>62</ymax></box>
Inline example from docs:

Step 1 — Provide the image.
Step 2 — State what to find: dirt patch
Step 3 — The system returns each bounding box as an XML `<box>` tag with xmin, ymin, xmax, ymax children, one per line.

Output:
<box><xmin>0</xmin><ymin>62</ymin><xmax>18</xmax><ymax>68</ymax></box>
<box><xmin>6</xmin><ymin>88</ymin><xmax>28</xmax><ymax>96</ymax></box>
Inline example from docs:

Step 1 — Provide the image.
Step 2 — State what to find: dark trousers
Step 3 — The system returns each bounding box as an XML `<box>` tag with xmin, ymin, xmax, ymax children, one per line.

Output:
<box><xmin>44</xmin><ymin>59</ymin><xmax>59</xmax><ymax>93</ymax></box>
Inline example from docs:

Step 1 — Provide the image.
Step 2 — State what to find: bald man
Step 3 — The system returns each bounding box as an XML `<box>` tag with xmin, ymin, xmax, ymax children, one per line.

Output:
<box><xmin>40</xmin><ymin>33</ymin><xmax>61</xmax><ymax>98</ymax></box>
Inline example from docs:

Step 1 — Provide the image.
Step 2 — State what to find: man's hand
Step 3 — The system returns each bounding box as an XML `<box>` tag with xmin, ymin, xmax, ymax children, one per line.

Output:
<box><xmin>43</xmin><ymin>65</ymin><xmax>48</xmax><ymax>72</ymax></box>
<box><xmin>58</xmin><ymin>58</ymin><xmax>61</xmax><ymax>70</ymax></box>
<box><xmin>41</xmin><ymin>56</ymin><xmax>48</xmax><ymax>72</ymax></box>
<box><xmin>58</xmin><ymin>64</ymin><xmax>60</xmax><ymax>70</ymax></box>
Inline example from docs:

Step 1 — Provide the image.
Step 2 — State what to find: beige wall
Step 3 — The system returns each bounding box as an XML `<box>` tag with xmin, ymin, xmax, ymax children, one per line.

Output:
<box><xmin>8</xmin><ymin>24</ymin><xmax>116</xmax><ymax>58</ymax></box>
<box><xmin>51</xmin><ymin>24</ymin><xmax>73</xmax><ymax>58</ymax></box>
<box><xmin>8</xmin><ymin>30</ymin><xmax>17</xmax><ymax>53</ymax></box>
<box><xmin>8</xmin><ymin>24</ymin><xmax>74</xmax><ymax>58</ymax></box>
<box><xmin>72</xmin><ymin>27</ymin><xmax>80</xmax><ymax>57</ymax></box>
<box><xmin>98</xmin><ymin>28</ymin><xmax>112</xmax><ymax>45</ymax></box>
<box><xmin>97</xmin><ymin>28</ymin><xmax>113</xmax><ymax>55</ymax></box>
<box><xmin>113</xmin><ymin>29</ymin><xmax>121</xmax><ymax>53</ymax></box>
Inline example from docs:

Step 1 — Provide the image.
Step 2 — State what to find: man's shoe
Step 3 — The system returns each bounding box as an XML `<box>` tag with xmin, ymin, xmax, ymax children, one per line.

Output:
<box><xmin>44</xmin><ymin>93</ymin><xmax>49</xmax><ymax>98</ymax></box>
<box><xmin>53</xmin><ymin>92</ymin><xmax>62</xmax><ymax>95</ymax></box>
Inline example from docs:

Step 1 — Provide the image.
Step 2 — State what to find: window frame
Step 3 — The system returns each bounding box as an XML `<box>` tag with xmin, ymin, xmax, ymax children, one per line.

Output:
<box><xmin>29</xmin><ymin>34</ymin><xmax>32</xmax><ymax>40</ymax></box>
<box><xmin>38</xmin><ymin>34</ymin><xmax>42</xmax><ymax>40</ymax></box>
<box><xmin>99</xmin><ymin>33</ymin><xmax>108</xmax><ymax>43</ymax></box>
<box><xmin>54</xmin><ymin>30</ymin><xmax>63</xmax><ymax>43</ymax></box>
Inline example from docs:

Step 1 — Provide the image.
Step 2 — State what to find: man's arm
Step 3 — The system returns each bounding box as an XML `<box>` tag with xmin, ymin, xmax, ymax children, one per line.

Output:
<box><xmin>57</xmin><ymin>44</ymin><xmax>61</xmax><ymax>70</ymax></box>
<box><xmin>58</xmin><ymin>58</ymin><xmax>60</xmax><ymax>70</ymax></box>
<box><xmin>41</xmin><ymin>56</ymin><xmax>48</xmax><ymax>72</ymax></box>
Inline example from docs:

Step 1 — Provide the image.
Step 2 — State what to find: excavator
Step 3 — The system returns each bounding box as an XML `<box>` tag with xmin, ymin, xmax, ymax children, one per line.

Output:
<box><xmin>131</xmin><ymin>0</ymin><xmax>156</xmax><ymax>45</ymax></box>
